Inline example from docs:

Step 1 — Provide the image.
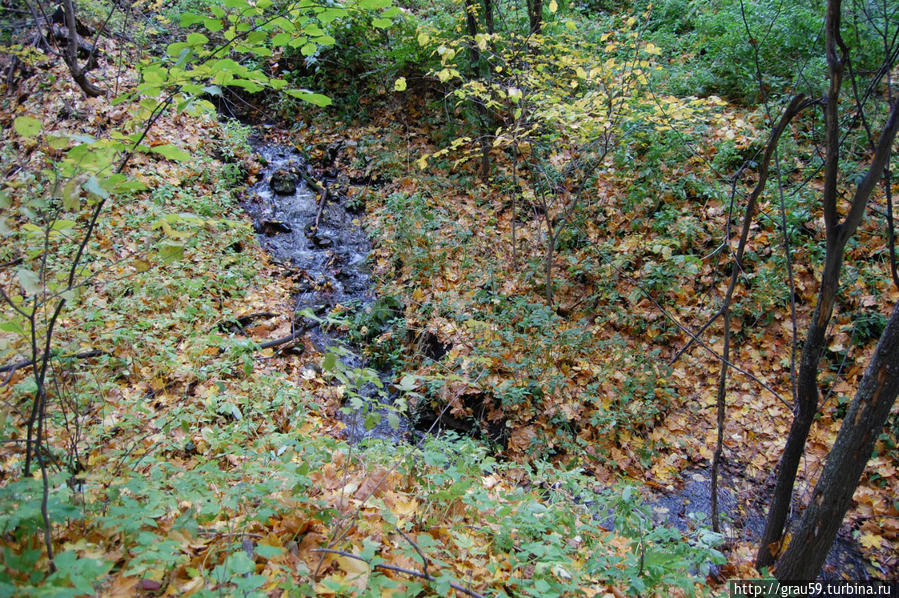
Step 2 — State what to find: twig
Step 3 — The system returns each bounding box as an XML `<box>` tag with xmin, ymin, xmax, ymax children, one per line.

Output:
<box><xmin>395</xmin><ymin>525</ymin><xmax>429</xmax><ymax>579</ymax></box>
<box><xmin>0</xmin><ymin>349</ymin><xmax>105</xmax><ymax>376</ymax></box>
<box><xmin>311</xmin><ymin>549</ymin><xmax>487</xmax><ymax>598</ymax></box>
<box><xmin>256</xmin><ymin>324</ymin><xmax>312</xmax><ymax>351</ymax></box>
<box><xmin>301</xmin><ymin>170</ymin><xmax>329</xmax><ymax>231</ymax></box>
<box><xmin>0</xmin><ymin>257</ymin><xmax>23</xmax><ymax>269</ymax></box>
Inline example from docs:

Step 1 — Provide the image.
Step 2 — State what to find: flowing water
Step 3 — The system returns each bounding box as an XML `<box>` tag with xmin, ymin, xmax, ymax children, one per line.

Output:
<box><xmin>647</xmin><ymin>467</ymin><xmax>885</xmax><ymax>581</ymax></box>
<box><xmin>241</xmin><ymin>141</ymin><xmax>408</xmax><ymax>443</ymax></box>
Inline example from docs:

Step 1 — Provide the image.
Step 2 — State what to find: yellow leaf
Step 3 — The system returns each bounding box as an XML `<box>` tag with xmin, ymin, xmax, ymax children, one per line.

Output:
<box><xmin>417</xmin><ymin>31</ymin><xmax>429</xmax><ymax>46</ymax></box>
<box><xmin>643</xmin><ymin>42</ymin><xmax>661</xmax><ymax>56</ymax></box>
<box><xmin>549</xmin><ymin>0</ymin><xmax>558</xmax><ymax>12</ymax></box>
<box><xmin>859</xmin><ymin>532</ymin><xmax>882</xmax><ymax>549</ymax></box>
<box><xmin>626</xmin><ymin>16</ymin><xmax>637</xmax><ymax>27</ymax></box>
<box><xmin>394</xmin><ymin>77</ymin><xmax>407</xmax><ymax>92</ymax></box>
<box><xmin>336</xmin><ymin>554</ymin><xmax>370</xmax><ymax>588</ymax></box>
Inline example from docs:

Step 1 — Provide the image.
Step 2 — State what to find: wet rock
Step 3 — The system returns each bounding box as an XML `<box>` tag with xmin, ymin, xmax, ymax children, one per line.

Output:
<box><xmin>293</xmin><ymin>278</ymin><xmax>314</xmax><ymax>294</ymax></box>
<box><xmin>270</xmin><ymin>169</ymin><xmax>299</xmax><ymax>195</ymax></box>
<box><xmin>312</xmin><ymin>234</ymin><xmax>333</xmax><ymax>248</ymax></box>
<box><xmin>259</xmin><ymin>220</ymin><xmax>292</xmax><ymax>235</ymax></box>
<box><xmin>326</xmin><ymin>141</ymin><xmax>343</xmax><ymax>165</ymax></box>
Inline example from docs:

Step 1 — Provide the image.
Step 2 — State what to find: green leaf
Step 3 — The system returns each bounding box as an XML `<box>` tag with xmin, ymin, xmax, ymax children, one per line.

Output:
<box><xmin>112</xmin><ymin>179</ymin><xmax>148</xmax><ymax>193</ymax></box>
<box><xmin>372</xmin><ymin>17</ymin><xmax>393</xmax><ymax>29</ymax></box>
<box><xmin>203</xmin><ymin>18</ymin><xmax>222</xmax><ymax>33</ymax></box>
<box><xmin>50</xmin><ymin>220</ymin><xmax>77</xmax><ymax>231</ymax></box>
<box><xmin>17</xmin><ymin>269</ymin><xmax>41</xmax><ymax>295</ymax></box>
<box><xmin>13</xmin><ymin>116</ymin><xmax>42</xmax><ymax>138</ymax></box>
<box><xmin>225</xmin><ymin>551</ymin><xmax>254</xmax><ymax>575</ymax></box>
<box><xmin>284</xmin><ymin>90</ymin><xmax>332</xmax><ymax>107</ymax></box>
<box><xmin>300</xmin><ymin>42</ymin><xmax>317</xmax><ymax>56</ymax></box>
<box><xmin>186</xmin><ymin>32</ymin><xmax>209</xmax><ymax>46</ymax></box>
<box><xmin>271</xmin><ymin>32</ymin><xmax>291</xmax><ymax>46</ymax></box>
<box><xmin>179</xmin><ymin>13</ymin><xmax>204</xmax><ymax>26</ymax></box>
<box><xmin>254</xmin><ymin>545</ymin><xmax>283</xmax><ymax>559</ymax></box>
<box><xmin>359</xmin><ymin>0</ymin><xmax>390</xmax><ymax>9</ymax></box>
<box><xmin>167</xmin><ymin>42</ymin><xmax>189</xmax><ymax>58</ymax></box>
<box><xmin>318</xmin><ymin>8</ymin><xmax>345</xmax><ymax>24</ymax></box>
<box><xmin>83</xmin><ymin>176</ymin><xmax>110</xmax><ymax>199</ymax></box>
<box><xmin>158</xmin><ymin>242</ymin><xmax>184</xmax><ymax>263</ymax></box>
<box><xmin>322</xmin><ymin>352</ymin><xmax>337</xmax><ymax>372</ymax></box>
<box><xmin>0</xmin><ymin>320</ymin><xmax>26</xmax><ymax>335</ymax></box>
<box><xmin>150</xmin><ymin>144</ymin><xmax>191</xmax><ymax>162</ymax></box>
<box><xmin>396</xmin><ymin>374</ymin><xmax>417</xmax><ymax>391</ymax></box>
<box><xmin>47</xmin><ymin>135</ymin><xmax>69</xmax><ymax>150</ymax></box>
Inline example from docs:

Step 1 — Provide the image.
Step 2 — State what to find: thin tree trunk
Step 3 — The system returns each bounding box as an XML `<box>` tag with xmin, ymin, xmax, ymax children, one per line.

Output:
<box><xmin>775</xmin><ymin>300</ymin><xmax>899</xmax><ymax>579</ymax></box>
<box><xmin>464</xmin><ymin>0</ymin><xmax>490</xmax><ymax>180</ymax></box>
<box><xmin>483</xmin><ymin>0</ymin><xmax>494</xmax><ymax>35</ymax></box>
<box><xmin>544</xmin><ymin>217</ymin><xmax>554</xmax><ymax>306</ymax></box>
<box><xmin>62</xmin><ymin>0</ymin><xmax>104</xmax><ymax>97</ymax></box>
<box><xmin>527</xmin><ymin>0</ymin><xmax>543</xmax><ymax>35</ymax></box>
<box><xmin>757</xmin><ymin>250</ymin><xmax>843</xmax><ymax>567</ymax></box>
<box><xmin>711</xmin><ymin>95</ymin><xmax>807</xmax><ymax>532</ymax></box>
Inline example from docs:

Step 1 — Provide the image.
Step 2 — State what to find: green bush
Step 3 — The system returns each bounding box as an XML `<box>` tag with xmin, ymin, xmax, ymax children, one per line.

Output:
<box><xmin>283</xmin><ymin>7</ymin><xmax>442</xmax><ymax>119</ymax></box>
<box><xmin>644</xmin><ymin>0</ymin><xmax>883</xmax><ymax>105</ymax></box>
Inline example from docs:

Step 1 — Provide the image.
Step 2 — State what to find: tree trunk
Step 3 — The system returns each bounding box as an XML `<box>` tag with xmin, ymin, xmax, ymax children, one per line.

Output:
<box><xmin>756</xmin><ymin>249</ymin><xmax>844</xmax><ymax>567</ymax></box>
<box><xmin>527</xmin><ymin>0</ymin><xmax>543</xmax><ymax>35</ymax></box>
<box><xmin>544</xmin><ymin>217</ymin><xmax>554</xmax><ymax>306</ymax></box>
<box><xmin>62</xmin><ymin>0</ymin><xmax>104</xmax><ymax>97</ymax></box>
<box><xmin>483</xmin><ymin>0</ymin><xmax>494</xmax><ymax>35</ymax></box>
<box><xmin>775</xmin><ymin>300</ymin><xmax>899</xmax><ymax>579</ymax></box>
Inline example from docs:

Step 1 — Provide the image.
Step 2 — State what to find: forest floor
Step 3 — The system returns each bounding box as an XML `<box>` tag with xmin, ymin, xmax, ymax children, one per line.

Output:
<box><xmin>0</xmin><ymin>35</ymin><xmax>897</xmax><ymax>596</ymax></box>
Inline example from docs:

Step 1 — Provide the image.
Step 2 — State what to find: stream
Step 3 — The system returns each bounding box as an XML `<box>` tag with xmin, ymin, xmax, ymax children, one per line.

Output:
<box><xmin>647</xmin><ymin>467</ymin><xmax>883</xmax><ymax>581</ymax></box>
<box><xmin>241</xmin><ymin>141</ymin><xmax>409</xmax><ymax>443</ymax></box>
<box><xmin>240</xmin><ymin>138</ymin><xmax>883</xmax><ymax>582</ymax></box>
